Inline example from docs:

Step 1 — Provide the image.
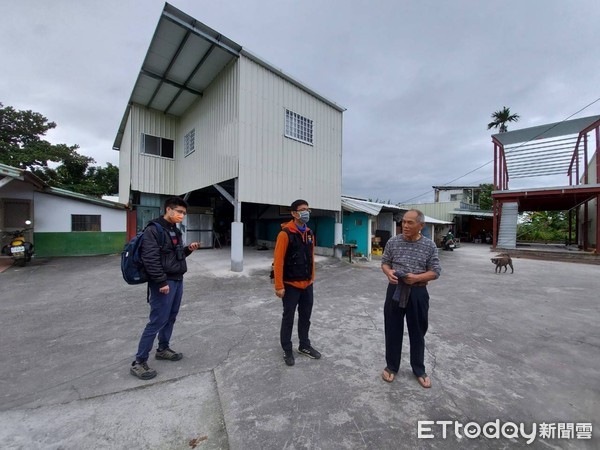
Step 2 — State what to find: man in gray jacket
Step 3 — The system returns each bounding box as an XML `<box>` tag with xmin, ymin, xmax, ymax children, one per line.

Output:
<box><xmin>130</xmin><ymin>197</ymin><xmax>200</xmax><ymax>380</ymax></box>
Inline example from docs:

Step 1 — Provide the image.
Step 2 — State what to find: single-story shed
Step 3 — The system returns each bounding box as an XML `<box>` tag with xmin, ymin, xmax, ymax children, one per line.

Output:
<box><xmin>341</xmin><ymin>196</ymin><xmax>452</xmax><ymax>258</ymax></box>
<box><xmin>1</xmin><ymin>164</ymin><xmax>127</xmax><ymax>257</ymax></box>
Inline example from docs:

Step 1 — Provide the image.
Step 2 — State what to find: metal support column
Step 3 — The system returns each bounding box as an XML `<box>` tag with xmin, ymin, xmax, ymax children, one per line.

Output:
<box><xmin>231</xmin><ymin>178</ymin><xmax>243</xmax><ymax>272</ymax></box>
<box><xmin>334</xmin><ymin>211</ymin><xmax>343</xmax><ymax>259</ymax></box>
<box><xmin>213</xmin><ymin>180</ymin><xmax>243</xmax><ymax>272</ymax></box>
<box><xmin>596</xmin><ymin>128</ymin><xmax>600</xmax><ymax>252</ymax></box>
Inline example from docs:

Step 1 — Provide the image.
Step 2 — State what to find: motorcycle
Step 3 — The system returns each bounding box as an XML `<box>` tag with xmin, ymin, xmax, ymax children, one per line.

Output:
<box><xmin>441</xmin><ymin>233</ymin><xmax>456</xmax><ymax>251</ymax></box>
<box><xmin>1</xmin><ymin>220</ymin><xmax>34</xmax><ymax>266</ymax></box>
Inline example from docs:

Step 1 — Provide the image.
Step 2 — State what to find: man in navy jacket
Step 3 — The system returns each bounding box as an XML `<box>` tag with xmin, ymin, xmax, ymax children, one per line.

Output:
<box><xmin>130</xmin><ymin>197</ymin><xmax>200</xmax><ymax>380</ymax></box>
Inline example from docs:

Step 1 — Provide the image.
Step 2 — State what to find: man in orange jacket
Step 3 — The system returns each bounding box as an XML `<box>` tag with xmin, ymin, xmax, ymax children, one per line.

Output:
<box><xmin>273</xmin><ymin>199</ymin><xmax>321</xmax><ymax>366</ymax></box>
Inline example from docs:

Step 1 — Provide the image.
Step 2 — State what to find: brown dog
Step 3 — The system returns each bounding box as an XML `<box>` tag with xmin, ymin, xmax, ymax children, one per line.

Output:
<box><xmin>491</xmin><ymin>253</ymin><xmax>513</xmax><ymax>273</ymax></box>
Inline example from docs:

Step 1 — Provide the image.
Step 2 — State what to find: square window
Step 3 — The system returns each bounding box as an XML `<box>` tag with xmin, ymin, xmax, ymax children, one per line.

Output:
<box><xmin>141</xmin><ymin>134</ymin><xmax>175</xmax><ymax>159</ymax></box>
<box><xmin>72</xmin><ymin>215</ymin><xmax>101</xmax><ymax>232</ymax></box>
<box><xmin>284</xmin><ymin>109</ymin><xmax>313</xmax><ymax>145</ymax></box>
<box><xmin>143</xmin><ymin>135</ymin><xmax>160</xmax><ymax>156</ymax></box>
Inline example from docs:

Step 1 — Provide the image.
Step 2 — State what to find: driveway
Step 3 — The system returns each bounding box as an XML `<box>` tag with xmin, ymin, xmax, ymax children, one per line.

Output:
<box><xmin>0</xmin><ymin>244</ymin><xmax>598</xmax><ymax>449</ymax></box>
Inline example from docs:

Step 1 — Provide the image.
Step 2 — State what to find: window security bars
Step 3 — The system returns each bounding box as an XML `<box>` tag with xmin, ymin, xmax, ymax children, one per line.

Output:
<box><xmin>72</xmin><ymin>215</ymin><xmax>101</xmax><ymax>232</ymax></box>
<box><xmin>184</xmin><ymin>129</ymin><xmax>195</xmax><ymax>157</ymax></box>
<box><xmin>285</xmin><ymin>109</ymin><xmax>313</xmax><ymax>145</ymax></box>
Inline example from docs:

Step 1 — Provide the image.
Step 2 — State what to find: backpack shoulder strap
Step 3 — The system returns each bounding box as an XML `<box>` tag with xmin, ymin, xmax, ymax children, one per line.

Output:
<box><xmin>145</xmin><ymin>221</ymin><xmax>166</xmax><ymax>248</ymax></box>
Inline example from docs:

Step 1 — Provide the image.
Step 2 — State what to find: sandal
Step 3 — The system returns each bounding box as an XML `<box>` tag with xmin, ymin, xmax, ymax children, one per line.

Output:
<box><xmin>382</xmin><ymin>367</ymin><xmax>395</xmax><ymax>383</ymax></box>
<box><xmin>416</xmin><ymin>373</ymin><xmax>431</xmax><ymax>388</ymax></box>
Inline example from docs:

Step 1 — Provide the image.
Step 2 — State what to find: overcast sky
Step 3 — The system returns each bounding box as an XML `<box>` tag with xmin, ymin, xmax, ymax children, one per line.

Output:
<box><xmin>2</xmin><ymin>0</ymin><xmax>600</xmax><ymax>204</ymax></box>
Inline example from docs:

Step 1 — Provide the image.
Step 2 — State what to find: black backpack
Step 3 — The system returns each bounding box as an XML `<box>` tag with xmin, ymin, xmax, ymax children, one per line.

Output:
<box><xmin>121</xmin><ymin>221</ymin><xmax>164</xmax><ymax>285</ymax></box>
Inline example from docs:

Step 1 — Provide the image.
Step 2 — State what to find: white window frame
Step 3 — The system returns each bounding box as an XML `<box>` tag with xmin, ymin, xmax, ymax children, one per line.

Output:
<box><xmin>184</xmin><ymin>128</ymin><xmax>195</xmax><ymax>157</ymax></box>
<box><xmin>284</xmin><ymin>109</ymin><xmax>313</xmax><ymax>145</ymax></box>
<box><xmin>140</xmin><ymin>134</ymin><xmax>174</xmax><ymax>159</ymax></box>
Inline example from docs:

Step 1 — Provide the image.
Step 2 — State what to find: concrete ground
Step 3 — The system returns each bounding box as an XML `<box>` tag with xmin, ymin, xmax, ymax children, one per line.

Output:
<box><xmin>0</xmin><ymin>256</ymin><xmax>13</xmax><ymax>273</ymax></box>
<box><xmin>0</xmin><ymin>243</ymin><xmax>598</xmax><ymax>449</ymax></box>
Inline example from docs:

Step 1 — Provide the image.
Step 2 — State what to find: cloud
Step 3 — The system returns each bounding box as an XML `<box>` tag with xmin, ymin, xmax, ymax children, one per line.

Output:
<box><xmin>2</xmin><ymin>0</ymin><xmax>599</xmax><ymax>202</ymax></box>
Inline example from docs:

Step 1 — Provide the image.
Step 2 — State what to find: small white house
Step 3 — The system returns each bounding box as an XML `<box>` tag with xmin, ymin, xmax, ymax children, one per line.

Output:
<box><xmin>114</xmin><ymin>3</ymin><xmax>345</xmax><ymax>271</ymax></box>
<box><xmin>0</xmin><ymin>164</ymin><xmax>127</xmax><ymax>257</ymax></box>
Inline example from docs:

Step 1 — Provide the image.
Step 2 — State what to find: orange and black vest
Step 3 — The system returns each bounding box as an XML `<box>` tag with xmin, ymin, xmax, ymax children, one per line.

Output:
<box><xmin>283</xmin><ymin>228</ymin><xmax>313</xmax><ymax>282</ymax></box>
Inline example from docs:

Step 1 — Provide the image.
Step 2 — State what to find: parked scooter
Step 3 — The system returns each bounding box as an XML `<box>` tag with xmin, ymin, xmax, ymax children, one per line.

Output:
<box><xmin>1</xmin><ymin>220</ymin><xmax>34</xmax><ymax>266</ymax></box>
<box><xmin>441</xmin><ymin>232</ymin><xmax>456</xmax><ymax>251</ymax></box>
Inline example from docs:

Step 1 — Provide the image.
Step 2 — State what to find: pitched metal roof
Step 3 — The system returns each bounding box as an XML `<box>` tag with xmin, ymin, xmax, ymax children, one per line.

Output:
<box><xmin>113</xmin><ymin>3</ymin><xmax>242</xmax><ymax>151</ymax></box>
<box><xmin>492</xmin><ymin>115</ymin><xmax>600</xmax><ymax>146</ymax></box>
<box><xmin>0</xmin><ymin>162</ymin><xmax>46</xmax><ymax>189</ymax></box>
<box><xmin>113</xmin><ymin>3</ymin><xmax>345</xmax><ymax>151</ymax></box>
<box><xmin>492</xmin><ymin>115</ymin><xmax>600</xmax><ymax>179</ymax></box>
<box><xmin>44</xmin><ymin>187</ymin><xmax>127</xmax><ymax>210</ymax></box>
<box><xmin>342</xmin><ymin>196</ymin><xmax>397</xmax><ymax>216</ymax></box>
<box><xmin>450</xmin><ymin>210</ymin><xmax>493</xmax><ymax>218</ymax></box>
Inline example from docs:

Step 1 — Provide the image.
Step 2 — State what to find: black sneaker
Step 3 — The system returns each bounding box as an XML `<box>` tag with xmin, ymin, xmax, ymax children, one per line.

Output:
<box><xmin>155</xmin><ymin>347</ymin><xmax>183</xmax><ymax>361</ymax></box>
<box><xmin>283</xmin><ymin>350</ymin><xmax>295</xmax><ymax>366</ymax></box>
<box><xmin>298</xmin><ymin>346</ymin><xmax>321</xmax><ymax>359</ymax></box>
<box><xmin>130</xmin><ymin>361</ymin><xmax>157</xmax><ymax>380</ymax></box>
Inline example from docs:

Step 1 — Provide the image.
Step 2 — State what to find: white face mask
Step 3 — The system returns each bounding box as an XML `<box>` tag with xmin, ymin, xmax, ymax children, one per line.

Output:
<box><xmin>297</xmin><ymin>210</ymin><xmax>310</xmax><ymax>224</ymax></box>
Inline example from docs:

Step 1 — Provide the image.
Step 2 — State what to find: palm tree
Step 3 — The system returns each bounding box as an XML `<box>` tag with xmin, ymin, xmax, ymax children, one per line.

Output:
<box><xmin>487</xmin><ymin>107</ymin><xmax>520</xmax><ymax>133</ymax></box>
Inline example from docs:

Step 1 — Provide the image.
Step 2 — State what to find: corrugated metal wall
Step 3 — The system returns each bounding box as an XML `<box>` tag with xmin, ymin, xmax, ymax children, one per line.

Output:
<box><xmin>128</xmin><ymin>105</ymin><xmax>178</xmax><ymax>195</ymax></box>
<box><xmin>498</xmin><ymin>202</ymin><xmax>518</xmax><ymax>248</ymax></box>
<box><xmin>121</xmin><ymin>56</ymin><xmax>343</xmax><ymax>211</ymax></box>
<box><xmin>178</xmin><ymin>61</ymin><xmax>240</xmax><ymax>193</ymax></box>
<box><xmin>118</xmin><ymin>117</ymin><xmax>132</xmax><ymax>204</ymax></box>
<box><xmin>399</xmin><ymin>201</ymin><xmax>461</xmax><ymax>221</ymax></box>
<box><xmin>237</xmin><ymin>55</ymin><xmax>343</xmax><ymax>211</ymax></box>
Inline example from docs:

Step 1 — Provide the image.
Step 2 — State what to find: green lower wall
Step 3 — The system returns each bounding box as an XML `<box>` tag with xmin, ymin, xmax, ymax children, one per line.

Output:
<box><xmin>259</xmin><ymin>217</ymin><xmax>335</xmax><ymax>247</ymax></box>
<box><xmin>310</xmin><ymin>216</ymin><xmax>335</xmax><ymax>247</ymax></box>
<box><xmin>33</xmin><ymin>232</ymin><xmax>127</xmax><ymax>257</ymax></box>
<box><xmin>342</xmin><ymin>212</ymin><xmax>369</xmax><ymax>255</ymax></box>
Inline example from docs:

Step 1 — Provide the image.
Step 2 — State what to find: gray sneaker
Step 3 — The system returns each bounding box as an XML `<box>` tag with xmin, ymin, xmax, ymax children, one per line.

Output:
<box><xmin>130</xmin><ymin>361</ymin><xmax>157</xmax><ymax>380</ymax></box>
<box><xmin>155</xmin><ymin>347</ymin><xmax>183</xmax><ymax>361</ymax></box>
<box><xmin>298</xmin><ymin>346</ymin><xmax>321</xmax><ymax>359</ymax></box>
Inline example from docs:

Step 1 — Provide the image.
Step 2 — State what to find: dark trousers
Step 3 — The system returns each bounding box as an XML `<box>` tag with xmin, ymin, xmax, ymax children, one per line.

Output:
<box><xmin>384</xmin><ymin>283</ymin><xmax>429</xmax><ymax>377</ymax></box>
<box><xmin>135</xmin><ymin>280</ymin><xmax>183</xmax><ymax>362</ymax></box>
<box><xmin>280</xmin><ymin>284</ymin><xmax>314</xmax><ymax>352</ymax></box>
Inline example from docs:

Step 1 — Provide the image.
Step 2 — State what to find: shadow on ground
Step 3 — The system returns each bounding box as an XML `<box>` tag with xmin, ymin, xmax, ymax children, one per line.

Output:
<box><xmin>0</xmin><ymin>244</ymin><xmax>598</xmax><ymax>449</ymax></box>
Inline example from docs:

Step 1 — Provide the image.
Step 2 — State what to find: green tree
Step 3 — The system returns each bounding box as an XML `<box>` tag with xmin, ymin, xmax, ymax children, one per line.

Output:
<box><xmin>1</xmin><ymin>103</ymin><xmax>118</xmax><ymax>197</ymax></box>
<box><xmin>83</xmin><ymin>163</ymin><xmax>119</xmax><ymax>196</ymax></box>
<box><xmin>0</xmin><ymin>103</ymin><xmax>79</xmax><ymax>169</ymax></box>
<box><xmin>487</xmin><ymin>106</ymin><xmax>520</xmax><ymax>133</ymax></box>
<box><xmin>517</xmin><ymin>211</ymin><xmax>573</xmax><ymax>242</ymax></box>
<box><xmin>478</xmin><ymin>183</ymin><xmax>494</xmax><ymax>210</ymax></box>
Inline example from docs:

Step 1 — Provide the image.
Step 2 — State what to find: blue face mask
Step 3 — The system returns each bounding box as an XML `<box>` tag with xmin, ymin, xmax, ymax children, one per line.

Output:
<box><xmin>297</xmin><ymin>210</ymin><xmax>310</xmax><ymax>224</ymax></box>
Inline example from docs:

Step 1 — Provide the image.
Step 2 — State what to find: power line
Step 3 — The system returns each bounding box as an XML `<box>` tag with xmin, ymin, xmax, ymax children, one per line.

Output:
<box><xmin>398</xmin><ymin>96</ymin><xmax>600</xmax><ymax>204</ymax></box>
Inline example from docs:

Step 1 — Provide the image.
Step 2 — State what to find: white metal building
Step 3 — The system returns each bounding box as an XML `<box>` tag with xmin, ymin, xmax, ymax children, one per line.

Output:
<box><xmin>114</xmin><ymin>4</ymin><xmax>345</xmax><ymax>271</ymax></box>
